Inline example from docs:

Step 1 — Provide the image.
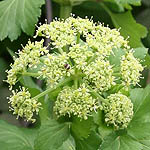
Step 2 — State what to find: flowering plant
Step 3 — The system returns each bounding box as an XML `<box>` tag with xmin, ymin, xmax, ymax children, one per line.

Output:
<box><xmin>3</xmin><ymin>16</ymin><xmax>150</xmax><ymax>150</ymax></box>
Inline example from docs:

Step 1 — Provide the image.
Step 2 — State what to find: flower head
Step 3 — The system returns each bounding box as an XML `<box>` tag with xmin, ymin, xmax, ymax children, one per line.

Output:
<box><xmin>54</xmin><ymin>84</ymin><xmax>100</xmax><ymax>120</ymax></box>
<box><xmin>8</xmin><ymin>87</ymin><xmax>42</xmax><ymax>122</ymax></box>
<box><xmin>121</xmin><ymin>51</ymin><xmax>143</xmax><ymax>86</ymax></box>
<box><xmin>103</xmin><ymin>93</ymin><xmax>133</xmax><ymax>129</ymax></box>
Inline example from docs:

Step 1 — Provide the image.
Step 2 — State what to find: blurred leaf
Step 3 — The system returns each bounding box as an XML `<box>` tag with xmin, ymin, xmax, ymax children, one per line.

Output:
<box><xmin>71</xmin><ymin>117</ymin><xmax>93</xmax><ymax>140</ymax></box>
<box><xmin>136</xmin><ymin>8</ymin><xmax>150</xmax><ymax>29</ymax></box>
<box><xmin>34</xmin><ymin>119</ymin><xmax>70</xmax><ymax>150</ymax></box>
<box><xmin>0</xmin><ymin>120</ymin><xmax>36</xmax><ymax>150</ymax></box>
<box><xmin>133</xmin><ymin>47</ymin><xmax>148</xmax><ymax>60</ymax></box>
<box><xmin>142</xmin><ymin>0</ymin><xmax>150</xmax><ymax>7</ymax></box>
<box><xmin>76</xmin><ymin>131</ymin><xmax>101</xmax><ymax>150</ymax></box>
<box><xmin>104</xmin><ymin>0</ymin><xmax>141</xmax><ymax>10</ymax></box>
<box><xmin>143</xmin><ymin>54</ymin><xmax>150</xmax><ymax>68</ymax></box>
<box><xmin>109</xmin><ymin>48</ymin><xmax>125</xmax><ymax>66</ymax></box>
<box><xmin>100</xmin><ymin>3</ymin><xmax>147</xmax><ymax>47</ymax></box>
<box><xmin>0</xmin><ymin>0</ymin><xmax>45</xmax><ymax>41</ymax></box>
<box><xmin>7</xmin><ymin>47</ymin><xmax>17</xmax><ymax>59</ymax></box>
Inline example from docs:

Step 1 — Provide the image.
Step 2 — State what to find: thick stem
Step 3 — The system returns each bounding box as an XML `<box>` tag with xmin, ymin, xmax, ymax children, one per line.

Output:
<box><xmin>60</xmin><ymin>5</ymin><xmax>72</xmax><ymax>19</ymax></box>
<box><xmin>88</xmin><ymin>86</ymin><xmax>109</xmax><ymax>105</ymax></box>
<box><xmin>22</xmin><ymin>72</ymin><xmax>40</xmax><ymax>77</ymax></box>
<box><xmin>32</xmin><ymin>77</ymin><xmax>73</xmax><ymax>100</ymax></box>
<box><xmin>77</xmin><ymin>33</ymin><xmax>80</xmax><ymax>44</ymax></box>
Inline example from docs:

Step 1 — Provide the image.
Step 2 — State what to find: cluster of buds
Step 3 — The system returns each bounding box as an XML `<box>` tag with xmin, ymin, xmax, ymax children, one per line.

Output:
<box><xmin>6</xmin><ymin>16</ymin><xmax>144</xmax><ymax>128</ymax></box>
<box><xmin>103</xmin><ymin>93</ymin><xmax>133</xmax><ymax>129</ymax></box>
<box><xmin>54</xmin><ymin>84</ymin><xmax>100</xmax><ymax>120</ymax></box>
<box><xmin>121</xmin><ymin>51</ymin><xmax>143</xmax><ymax>86</ymax></box>
<box><xmin>8</xmin><ymin>87</ymin><xmax>41</xmax><ymax>122</ymax></box>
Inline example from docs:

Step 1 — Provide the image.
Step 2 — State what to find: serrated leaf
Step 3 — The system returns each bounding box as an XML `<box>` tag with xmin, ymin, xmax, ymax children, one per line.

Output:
<box><xmin>100</xmin><ymin>133</ymin><xmax>143</xmax><ymax>150</ymax></box>
<box><xmin>75</xmin><ymin>131</ymin><xmax>102</xmax><ymax>150</ymax></box>
<box><xmin>100</xmin><ymin>3</ymin><xmax>147</xmax><ymax>48</ymax></box>
<box><xmin>130</xmin><ymin>85</ymin><xmax>150</xmax><ymax>122</ymax></box>
<box><xmin>71</xmin><ymin>117</ymin><xmax>93</xmax><ymax>140</ymax></box>
<box><xmin>0</xmin><ymin>0</ymin><xmax>45</xmax><ymax>41</ymax></box>
<box><xmin>34</xmin><ymin>119</ymin><xmax>70</xmax><ymax>150</ymax></box>
<box><xmin>0</xmin><ymin>120</ymin><xmax>36</xmax><ymax>150</ymax></box>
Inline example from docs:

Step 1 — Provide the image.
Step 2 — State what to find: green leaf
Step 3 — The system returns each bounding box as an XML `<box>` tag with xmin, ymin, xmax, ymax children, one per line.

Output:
<box><xmin>109</xmin><ymin>48</ymin><xmax>125</xmax><ymax>66</ymax></box>
<box><xmin>71</xmin><ymin>117</ymin><xmax>93</xmax><ymax>140</ymax></box>
<box><xmin>0</xmin><ymin>120</ymin><xmax>36</xmax><ymax>150</ymax></box>
<box><xmin>129</xmin><ymin>85</ymin><xmax>150</xmax><ymax>122</ymax></box>
<box><xmin>100</xmin><ymin>3</ymin><xmax>147</xmax><ymax>47</ymax></box>
<box><xmin>133</xmin><ymin>47</ymin><xmax>148</xmax><ymax>60</ymax></box>
<box><xmin>34</xmin><ymin>119</ymin><xmax>70</xmax><ymax>150</ymax></box>
<box><xmin>100</xmin><ymin>133</ymin><xmax>143</xmax><ymax>150</ymax></box>
<box><xmin>58</xmin><ymin>136</ymin><xmax>76</xmax><ymax>150</ymax></box>
<box><xmin>75</xmin><ymin>131</ymin><xmax>102</xmax><ymax>150</ymax></box>
<box><xmin>126</xmin><ymin>85</ymin><xmax>150</xmax><ymax>149</ymax></box>
<box><xmin>93</xmin><ymin>111</ymin><xmax>113</xmax><ymax>140</ymax></box>
<box><xmin>104</xmin><ymin>0</ymin><xmax>141</xmax><ymax>10</ymax></box>
<box><xmin>0</xmin><ymin>0</ymin><xmax>45</xmax><ymax>41</ymax></box>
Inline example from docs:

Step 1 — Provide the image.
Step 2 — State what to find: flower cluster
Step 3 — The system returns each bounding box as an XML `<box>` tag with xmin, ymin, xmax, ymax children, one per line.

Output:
<box><xmin>39</xmin><ymin>52</ymin><xmax>74</xmax><ymax>88</ymax></box>
<box><xmin>68</xmin><ymin>43</ymin><xmax>94</xmax><ymax>70</ymax></box>
<box><xmin>103</xmin><ymin>93</ymin><xmax>133</xmax><ymax>129</ymax></box>
<box><xmin>6</xmin><ymin>16</ymin><xmax>144</xmax><ymax>128</ymax></box>
<box><xmin>54</xmin><ymin>84</ymin><xmax>99</xmax><ymax>120</ymax></box>
<box><xmin>84</xmin><ymin>57</ymin><xmax>116</xmax><ymax>92</ymax></box>
<box><xmin>6</xmin><ymin>40</ymin><xmax>48</xmax><ymax>89</ymax></box>
<box><xmin>121</xmin><ymin>51</ymin><xmax>143</xmax><ymax>86</ymax></box>
<box><xmin>8</xmin><ymin>87</ymin><xmax>42</xmax><ymax>122</ymax></box>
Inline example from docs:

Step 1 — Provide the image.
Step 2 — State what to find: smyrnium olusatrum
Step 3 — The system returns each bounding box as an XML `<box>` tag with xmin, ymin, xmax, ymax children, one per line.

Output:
<box><xmin>6</xmin><ymin>16</ymin><xmax>143</xmax><ymax>129</ymax></box>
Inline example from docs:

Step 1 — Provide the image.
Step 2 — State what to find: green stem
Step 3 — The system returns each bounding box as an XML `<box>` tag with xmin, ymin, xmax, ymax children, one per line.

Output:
<box><xmin>77</xmin><ymin>33</ymin><xmax>80</xmax><ymax>44</ymax></box>
<box><xmin>88</xmin><ymin>86</ymin><xmax>109</xmax><ymax>105</ymax></box>
<box><xmin>22</xmin><ymin>72</ymin><xmax>40</xmax><ymax>77</ymax></box>
<box><xmin>87</xmin><ymin>54</ymin><xmax>97</xmax><ymax>65</ymax></box>
<box><xmin>60</xmin><ymin>5</ymin><xmax>72</xmax><ymax>19</ymax></box>
<box><xmin>74</xmin><ymin>79</ymin><xmax>78</xmax><ymax>89</ymax></box>
<box><xmin>31</xmin><ymin>76</ymin><xmax>73</xmax><ymax>100</ymax></box>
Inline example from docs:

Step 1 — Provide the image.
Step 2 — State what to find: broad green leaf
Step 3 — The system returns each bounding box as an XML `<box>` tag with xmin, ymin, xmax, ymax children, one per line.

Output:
<box><xmin>100</xmin><ymin>133</ymin><xmax>143</xmax><ymax>150</ymax></box>
<box><xmin>104</xmin><ymin>0</ymin><xmax>141</xmax><ymax>10</ymax></box>
<box><xmin>0</xmin><ymin>120</ymin><xmax>36</xmax><ymax>150</ymax></box>
<box><xmin>58</xmin><ymin>136</ymin><xmax>76</xmax><ymax>150</ymax></box>
<box><xmin>34</xmin><ymin>119</ymin><xmax>70</xmax><ymax>150</ymax></box>
<box><xmin>129</xmin><ymin>85</ymin><xmax>150</xmax><ymax>122</ymax></box>
<box><xmin>71</xmin><ymin>117</ymin><xmax>93</xmax><ymax>140</ymax></box>
<box><xmin>128</xmin><ymin>122</ymin><xmax>150</xmax><ymax>140</ymax></box>
<box><xmin>133</xmin><ymin>47</ymin><xmax>148</xmax><ymax>60</ymax></box>
<box><xmin>100</xmin><ymin>3</ymin><xmax>147</xmax><ymax>47</ymax></box>
<box><xmin>0</xmin><ymin>0</ymin><xmax>45</xmax><ymax>41</ymax></box>
<box><xmin>75</xmin><ymin>131</ymin><xmax>102</xmax><ymax>150</ymax></box>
